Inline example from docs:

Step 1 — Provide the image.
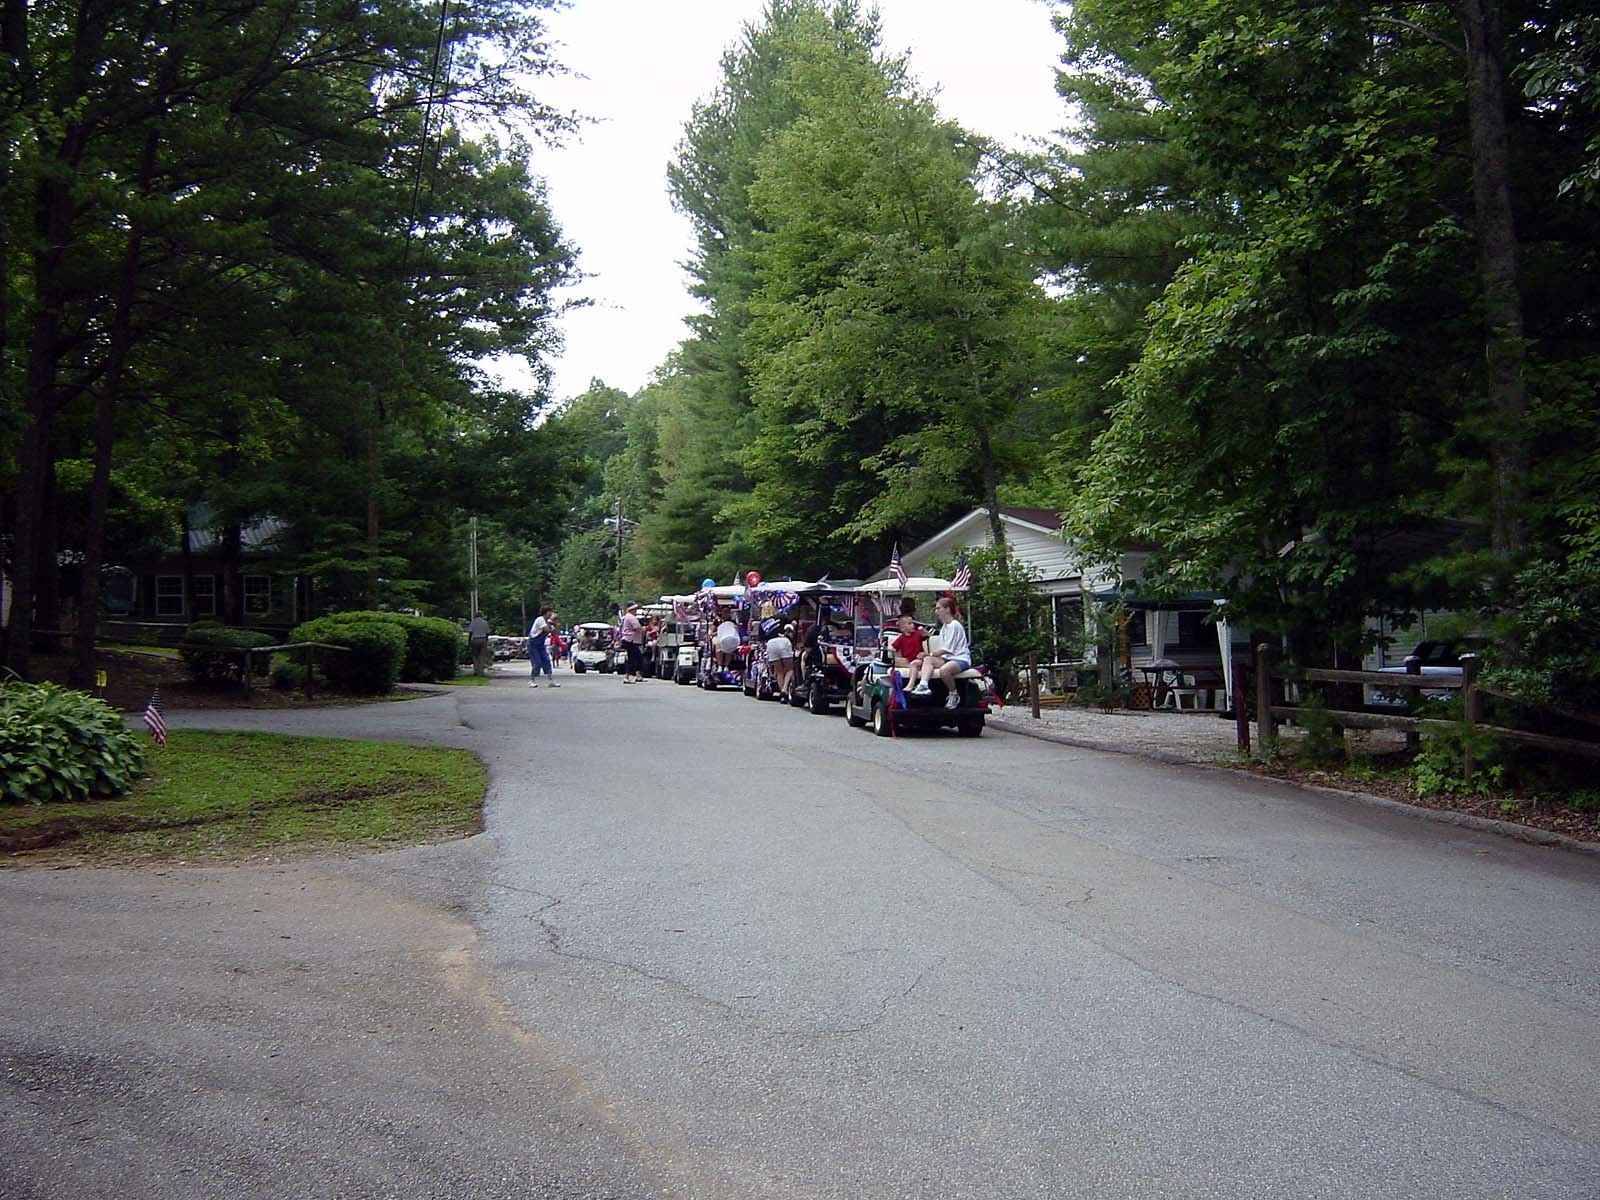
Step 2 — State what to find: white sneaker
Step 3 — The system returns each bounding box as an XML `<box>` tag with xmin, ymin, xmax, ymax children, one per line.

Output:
<box><xmin>945</xmin><ymin>692</ymin><xmax>960</xmax><ymax>709</ymax></box>
<box><xmin>529</xmin><ymin>682</ymin><xmax>538</xmax><ymax>688</ymax></box>
<box><xmin>548</xmin><ymin>681</ymin><xmax>560</xmax><ymax>688</ymax></box>
<box><xmin>910</xmin><ymin>684</ymin><xmax>931</xmax><ymax>695</ymax></box>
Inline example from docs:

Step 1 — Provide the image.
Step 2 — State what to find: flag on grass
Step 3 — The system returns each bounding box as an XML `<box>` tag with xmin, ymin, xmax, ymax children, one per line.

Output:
<box><xmin>891</xmin><ymin>542</ymin><xmax>907</xmax><ymax>589</ymax></box>
<box><xmin>952</xmin><ymin>551</ymin><xmax>971</xmax><ymax>590</ymax></box>
<box><xmin>143</xmin><ymin>688</ymin><xmax>167</xmax><ymax>745</ymax></box>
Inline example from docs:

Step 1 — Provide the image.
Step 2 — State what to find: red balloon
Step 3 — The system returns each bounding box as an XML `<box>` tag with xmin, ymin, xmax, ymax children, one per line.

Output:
<box><xmin>746</xmin><ymin>571</ymin><xmax>762</xmax><ymax>588</ymax></box>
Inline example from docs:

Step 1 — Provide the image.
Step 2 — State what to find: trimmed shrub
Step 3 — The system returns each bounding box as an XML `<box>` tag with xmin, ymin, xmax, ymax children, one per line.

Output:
<box><xmin>180</xmin><ymin>621</ymin><xmax>278</xmax><ymax>683</ymax></box>
<box><xmin>314</xmin><ymin>611</ymin><xmax>463</xmax><ymax>682</ymax></box>
<box><xmin>290</xmin><ymin>617</ymin><xmax>406</xmax><ymax>693</ymax></box>
<box><xmin>0</xmin><ymin>681</ymin><xmax>147</xmax><ymax>804</ymax></box>
<box><xmin>269</xmin><ymin>654</ymin><xmax>327</xmax><ymax>692</ymax></box>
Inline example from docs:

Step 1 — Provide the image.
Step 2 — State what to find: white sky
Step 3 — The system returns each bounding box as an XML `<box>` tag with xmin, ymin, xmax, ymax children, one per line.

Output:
<box><xmin>511</xmin><ymin>0</ymin><xmax>1068</xmax><ymax>404</ymax></box>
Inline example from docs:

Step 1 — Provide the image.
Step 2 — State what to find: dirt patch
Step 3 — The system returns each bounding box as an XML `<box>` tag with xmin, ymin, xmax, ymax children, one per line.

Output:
<box><xmin>1247</xmin><ymin>754</ymin><xmax>1600</xmax><ymax>846</ymax></box>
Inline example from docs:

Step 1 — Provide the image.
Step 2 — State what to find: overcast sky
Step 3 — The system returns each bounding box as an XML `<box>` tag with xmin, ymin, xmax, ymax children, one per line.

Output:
<box><xmin>508</xmin><ymin>0</ymin><xmax>1069</xmax><ymax>404</ymax></box>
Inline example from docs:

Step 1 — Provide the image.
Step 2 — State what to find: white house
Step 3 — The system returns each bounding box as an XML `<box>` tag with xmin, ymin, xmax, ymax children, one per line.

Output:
<box><xmin>893</xmin><ymin>506</ymin><xmax>1247</xmax><ymax>705</ymax></box>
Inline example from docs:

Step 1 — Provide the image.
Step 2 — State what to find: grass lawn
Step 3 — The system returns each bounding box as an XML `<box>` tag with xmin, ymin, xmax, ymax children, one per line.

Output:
<box><xmin>437</xmin><ymin>673</ymin><xmax>495</xmax><ymax>686</ymax></box>
<box><xmin>1</xmin><ymin>730</ymin><xmax>485</xmax><ymax>866</ymax></box>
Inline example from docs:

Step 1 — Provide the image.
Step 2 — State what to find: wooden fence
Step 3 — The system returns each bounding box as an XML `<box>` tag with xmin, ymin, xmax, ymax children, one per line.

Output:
<box><xmin>1254</xmin><ymin>644</ymin><xmax>1600</xmax><ymax>782</ymax></box>
<box><xmin>176</xmin><ymin>640</ymin><xmax>349</xmax><ymax>696</ymax></box>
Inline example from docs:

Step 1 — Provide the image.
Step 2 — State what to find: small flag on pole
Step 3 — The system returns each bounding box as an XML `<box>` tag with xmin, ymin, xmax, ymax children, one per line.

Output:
<box><xmin>143</xmin><ymin>688</ymin><xmax>167</xmax><ymax>745</ymax></box>
<box><xmin>891</xmin><ymin>542</ymin><xmax>908</xmax><ymax>589</ymax></box>
<box><xmin>952</xmin><ymin>551</ymin><xmax>971</xmax><ymax>590</ymax></box>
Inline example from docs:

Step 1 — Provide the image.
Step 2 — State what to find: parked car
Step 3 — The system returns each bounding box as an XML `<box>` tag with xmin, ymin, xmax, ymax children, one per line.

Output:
<box><xmin>1370</xmin><ymin>640</ymin><xmax>1483</xmax><ymax>707</ymax></box>
<box><xmin>488</xmin><ymin>635</ymin><xmax>524</xmax><ymax>661</ymax></box>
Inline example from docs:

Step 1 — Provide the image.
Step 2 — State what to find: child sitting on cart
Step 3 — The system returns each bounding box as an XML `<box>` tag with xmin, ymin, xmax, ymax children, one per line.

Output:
<box><xmin>909</xmin><ymin>596</ymin><xmax>971</xmax><ymax>708</ymax></box>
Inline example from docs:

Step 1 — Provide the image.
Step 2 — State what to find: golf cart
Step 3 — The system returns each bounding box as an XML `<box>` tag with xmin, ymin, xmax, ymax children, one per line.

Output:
<box><xmin>742</xmin><ymin>580</ymin><xmax>818</xmax><ymax>702</ymax></box>
<box><xmin>655</xmin><ymin>596</ymin><xmax>700</xmax><ymax>685</ymax></box>
<box><xmin>844</xmin><ymin>577</ymin><xmax>989</xmax><ymax>737</ymax></box>
<box><xmin>782</xmin><ymin>581</ymin><xmax>866</xmax><ymax>714</ymax></box>
<box><xmin>638</xmin><ymin>601</ymin><xmax>674</xmax><ymax>678</ymax></box>
<box><xmin>694</xmin><ymin>584</ymin><xmax>749</xmax><ymax>690</ymax></box>
<box><xmin>571</xmin><ymin>622</ymin><xmax>616</xmax><ymax>674</ymax></box>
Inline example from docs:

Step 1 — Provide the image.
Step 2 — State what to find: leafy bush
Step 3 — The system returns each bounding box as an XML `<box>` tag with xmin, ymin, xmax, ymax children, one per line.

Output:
<box><xmin>180</xmin><ymin>621</ymin><xmax>278</xmax><ymax>683</ymax></box>
<box><xmin>313</xmin><ymin>611</ymin><xmax>463</xmax><ymax>682</ymax></box>
<box><xmin>290</xmin><ymin>618</ymin><xmax>406</xmax><ymax>693</ymax></box>
<box><xmin>0</xmin><ymin>681</ymin><xmax>147</xmax><ymax>804</ymax></box>
<box><xmin>269</xmin><ymin>654</ymin><xmax>326</xmax><ymax>691</ymax></box>
<box><xmin>1291</xmin><ymin>690</ymin><xmax>1345</xmax><ymax>767</ymax></box>
<box><xmin>1412</xmin><ymin>721</ymin><xmax>1504</xmax><ymax>798</ymax></box>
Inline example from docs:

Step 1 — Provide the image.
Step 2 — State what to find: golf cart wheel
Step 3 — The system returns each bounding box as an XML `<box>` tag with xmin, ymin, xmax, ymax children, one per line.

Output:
<box><xmin>870</xmin><ymin>699</ymin><xmax>892</xmax><ymax>737</ymax></box>
<box><xmin>808</xmin><ymin>680</ymin><xmax>830</xmax><ymax>715</ymax></box>
<box><xmin>573</xmin><ymin>661</ymin><xmax>586</xmax><ymax>674</ymax></box>
<box><xmin>788</xmin><ymin>682</ymin><xmax>808</xmax><ymax>708</ymax></box>
<box><xmin>703</xmin><ymin>673</ymin><xmax>716</xmax><ymax>691</ymax></box>
<box><xmin>958</xmin><ymin>716</ymin><xmax>984</xmax><ymax>738</ymax></box>
<box><xmin>846</xmin><ymin>699</ymin><xmax>867</xmax><ymax>728</ymax></box>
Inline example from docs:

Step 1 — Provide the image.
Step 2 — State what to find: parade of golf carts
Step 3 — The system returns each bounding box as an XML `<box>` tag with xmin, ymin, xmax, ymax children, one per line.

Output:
<box><xmin>584</xmin><ymin>569</ymin><xmax>994</xmax><ymax>737</ymax></box>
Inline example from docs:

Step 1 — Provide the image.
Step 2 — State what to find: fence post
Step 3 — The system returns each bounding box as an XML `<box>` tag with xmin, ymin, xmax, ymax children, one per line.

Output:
<box><xmin>1235</xmin><ymin>661</ymin><xmax>1251</xmax><ymax>754</ymax></box>
<box><xmin>1459</xmin><ymin>653</ymin><xmax>1482</xmax><ymax>785</ymax></box>
<box><xmin>1029</xmin><ymin>650</ymin><xmax>1040</xmax><ymax>720</ymax></box>
<box><xmin>1404</xmin><ymin>655</ymin><xmax>1422</xmax><ymax>750</ymax></box>
<box><xmin>304</xmin><ymin>644</ymin><xmax>316</xmax><ymax>698</ymax></box>
<box><xmin>1255</xmin><ymin>643</ymin><xmax>1278</xmax><ymax>754</ymax></box>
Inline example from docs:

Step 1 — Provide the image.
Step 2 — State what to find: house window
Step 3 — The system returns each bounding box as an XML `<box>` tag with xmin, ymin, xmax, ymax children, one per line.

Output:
<box><xmin>1176</xmin><ymin>609</ymin><xmax>1210</xmax><ymax>648</ymax></box>
<box><xmin>244</xmin><ymin>574</ymin><xmax>271</xmax><ymax>615</ymax></box>
<box><xmin>1053</xmin><ymin>597</ymin><xmax>1084</xmax><ymax>656</ymax></box>
<box><xmin>1125</xmin><ymin>609</ymin><xmax>1148</xmax><ymax>649</ymax></box>
<box><xmin>190</xmin><ymin>575</ymin><xmax>216</xmax><ymax>617</ymax></box>
<box><xmin>155</xmin><ymin>576</ymin><xmax>185</xmax><ymax>617</ymax></box>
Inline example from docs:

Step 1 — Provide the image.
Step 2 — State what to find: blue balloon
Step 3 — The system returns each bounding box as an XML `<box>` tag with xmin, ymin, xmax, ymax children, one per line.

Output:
<box><xmin>701</xmin><ymin>577</ymin><xmax>716</xmax><ymax>588</ymax></box>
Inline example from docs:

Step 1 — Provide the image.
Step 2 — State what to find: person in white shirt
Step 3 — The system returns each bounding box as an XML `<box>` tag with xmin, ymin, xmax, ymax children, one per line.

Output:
<box><xmin>765</xmin><ymin>623</ymin><xmax>796</xmax><ymax>696</ymax></box>
<box><xmin>910</xmin><ymin>596</ymin><xmax>971</xmax><ymax>708</ymax></box>
<box><xmin>714</xmin><ymin>618</ymin><xmax>740</xmax><ymax>669</ymax></box>
<box><xmin>527</xmin><ymin>607</ymin><xmax>560</xmax><ymax>688</ymax></box>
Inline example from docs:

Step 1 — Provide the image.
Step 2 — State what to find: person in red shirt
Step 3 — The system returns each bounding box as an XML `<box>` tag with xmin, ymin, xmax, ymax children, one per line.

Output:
<box><xmin>890</xmin><ymin>613</ymin><xmax>927</xmax><ymax>670</ymax></box>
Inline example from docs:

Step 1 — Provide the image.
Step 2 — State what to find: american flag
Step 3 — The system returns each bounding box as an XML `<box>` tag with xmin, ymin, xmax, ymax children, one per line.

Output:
<box><xmin>143</xmin><ymin>688</ymin><xmax>167</xmax><ymax>745</ymax></box>
<box><xmin>952</xmin><ymin>551</ymin><xmax>971</xmax><ymax>589</ymax></box>
<box><xmin>890</xmin><ymin>542</ymin><xmax>907</xmax><ymax>588</ymax></box>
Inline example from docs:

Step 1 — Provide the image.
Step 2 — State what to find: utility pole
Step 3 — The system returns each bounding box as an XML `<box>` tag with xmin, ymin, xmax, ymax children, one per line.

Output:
<box><xmin>468</xmin><ymin>516</ymin><xmax>478</xmax><ymax>617</ymax></box>
<box><xmin>615</xmin><ymin>496</ymin><xmax>624</xmax><ymax>608</ymax></box>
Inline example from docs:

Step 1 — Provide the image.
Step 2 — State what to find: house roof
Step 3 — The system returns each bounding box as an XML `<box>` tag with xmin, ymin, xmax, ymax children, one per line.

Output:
<box><xmin>997</xmin><ymin>506</ymin><xmax>1063</xmax><ymax>532</ymax></box>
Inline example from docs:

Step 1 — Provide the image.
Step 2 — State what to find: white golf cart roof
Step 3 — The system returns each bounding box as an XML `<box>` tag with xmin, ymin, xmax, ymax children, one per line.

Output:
<box><xmin>856</xmin><ymin>576</ymin><xmax>966</xmax><ymax>594</ymax></box>
<box><xmin>696</xmin><ymin>585</ymin><xmax>747</xmax><ymax>599</ymax></box>
<box><xmin>574</xmin><ymin>621</ymin><xmax>614</xmax><ymax>632</ymax></box>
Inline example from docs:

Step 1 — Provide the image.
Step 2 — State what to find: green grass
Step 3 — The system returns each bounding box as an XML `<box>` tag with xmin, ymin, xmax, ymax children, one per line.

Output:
<box><xmin>0</xmin><ymin>730</ymin><xmax>485</xmax><ymax>865</ymax></box>
<box><xmin>436</xmin><ymin>672</ymin><xmax>496</xmax><ymax>686</ymax></box>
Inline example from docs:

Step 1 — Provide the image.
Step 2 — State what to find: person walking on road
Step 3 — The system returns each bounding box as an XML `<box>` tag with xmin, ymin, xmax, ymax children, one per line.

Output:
<box><xmin>528</xmin><ymin>606</ymin><xmax>560</xmax><ymax>688</ymax></box>
<box><xmin>467</xmin><ymin>612</ymin><xmax>491</xmax><ymax>676</ymax></box>
<box><xmin>619</xmin><ymin>602</ymin><xmax>645</xmax><ymax>684</ymax></box>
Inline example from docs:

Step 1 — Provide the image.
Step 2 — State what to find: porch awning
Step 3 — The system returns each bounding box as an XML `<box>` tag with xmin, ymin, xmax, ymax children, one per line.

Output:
<box><xmin>1089</xmin><ymin>588</ymin><xmax>1226</xmax><ymax>610</ymax></box>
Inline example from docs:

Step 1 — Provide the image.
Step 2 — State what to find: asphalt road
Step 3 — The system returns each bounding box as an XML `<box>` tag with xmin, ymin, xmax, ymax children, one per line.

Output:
<box><xmin>4</xmin><ymin>667</ymin><xmax>1598</xmax><ymax>1198</ymax></box>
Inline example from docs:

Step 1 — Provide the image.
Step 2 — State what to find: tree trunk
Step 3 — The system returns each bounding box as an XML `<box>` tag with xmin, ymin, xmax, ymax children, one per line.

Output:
<box><xmin>72</xmin><ymin>113</ymin><xmax>165</xmax><ymax>687</ymax></box>
<box><xmin>962</xmin><ymin>332</ymin><xmax>1005</xmax><ymax>547</ymax></box>
<box><xmin>3</xmin><ymin>0</ymin><xmax>95</xmax><ymax>679</ymax></box>
<box><xmin>222</xmin><ymin>521</ymin><xmax>244</xmax><ymax>625</ymax></box>
<box><xmin>181</xmin><ymin>509</ymin><xmax>194</xmax><ymax>620</ymax></box>
<box><xmin>1456</xmin><ymin>0</ymin><xmax>1529</xmax><ymax>570</ymax></box>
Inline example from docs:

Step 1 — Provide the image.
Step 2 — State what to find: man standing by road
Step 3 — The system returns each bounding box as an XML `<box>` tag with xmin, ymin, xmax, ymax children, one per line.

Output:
<box><xmin>527</xmin><ymin>606</ymin><xmax>560</xmax><ymax>689</ymax></box>
<box><xmin>467</xmin><ymin>612</ymin><xmax>491</xmax><ymax>676</ymax></box>
<box><xmin>619</xmin><ymin>602</ymin><xmax>645</xmax><ymax>684</ymax></box>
